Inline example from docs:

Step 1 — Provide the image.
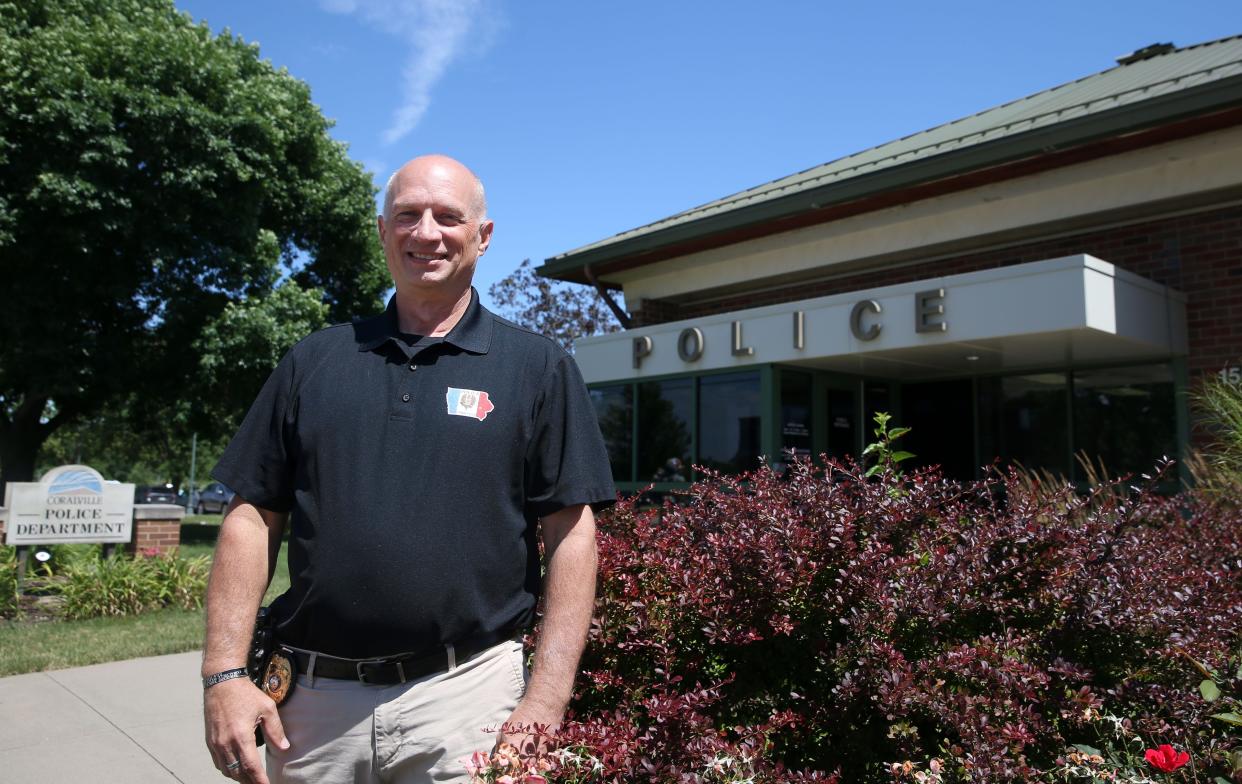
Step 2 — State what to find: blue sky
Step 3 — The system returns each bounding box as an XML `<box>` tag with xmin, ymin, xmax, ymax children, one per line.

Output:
<box><xmin>176</xmin><ymin>0</ymin><xmax>1241</xmax><ymax>312</ymax></box>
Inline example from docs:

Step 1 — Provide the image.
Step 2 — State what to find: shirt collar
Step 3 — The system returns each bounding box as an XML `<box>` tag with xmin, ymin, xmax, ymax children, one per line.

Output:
<box><xmin>353</xmin><ymin>288</ymin><xmax>492</xmax><ymax>355</ymax></box>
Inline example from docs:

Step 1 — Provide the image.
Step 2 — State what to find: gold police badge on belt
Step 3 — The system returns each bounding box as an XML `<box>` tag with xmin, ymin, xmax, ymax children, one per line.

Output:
<box><xmin>260</xmin><ymin>650</ymin><xmax>296</xmax><ymax>705</ymax></box>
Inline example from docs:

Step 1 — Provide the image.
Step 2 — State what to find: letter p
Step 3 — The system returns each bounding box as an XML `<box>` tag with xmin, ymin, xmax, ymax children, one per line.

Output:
<box><xmin>632</xmin><ymin>335</ymin><xmax>653</xmax><ymax>369</ymax></box>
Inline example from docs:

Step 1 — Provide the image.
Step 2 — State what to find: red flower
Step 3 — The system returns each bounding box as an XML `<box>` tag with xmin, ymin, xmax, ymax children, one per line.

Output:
<box><xmin>1144</xmin><ymin>744</ymin><xmax>1189</xmax><ymax>773</ymax></box>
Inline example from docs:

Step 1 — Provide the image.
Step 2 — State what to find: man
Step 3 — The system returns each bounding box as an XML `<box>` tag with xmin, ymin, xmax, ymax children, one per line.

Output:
<box><xmin>201</xmin><ymin>155</ymin><xmax>615</xmax><ymax>784</ymax></box>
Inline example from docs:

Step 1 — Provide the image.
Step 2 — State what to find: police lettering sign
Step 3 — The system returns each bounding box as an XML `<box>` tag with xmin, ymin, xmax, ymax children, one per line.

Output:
<box><xmin>4</xmin><ymin>465</ymin><xmax>134</xmax><ymax>545</ymax></box>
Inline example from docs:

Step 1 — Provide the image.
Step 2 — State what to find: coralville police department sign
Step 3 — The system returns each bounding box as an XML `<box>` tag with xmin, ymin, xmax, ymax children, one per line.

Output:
<box><xmin>4</xmin><ymin>465</ymin><xmax>134</xmax><ymax>545</ymax></box>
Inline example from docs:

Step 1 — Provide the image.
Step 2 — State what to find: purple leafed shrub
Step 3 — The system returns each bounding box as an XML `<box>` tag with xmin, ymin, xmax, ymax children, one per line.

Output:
<box><xmin>554</xmin><ymin>454</ymin><xmax>1242</xmax><ymax>782</ymax></box>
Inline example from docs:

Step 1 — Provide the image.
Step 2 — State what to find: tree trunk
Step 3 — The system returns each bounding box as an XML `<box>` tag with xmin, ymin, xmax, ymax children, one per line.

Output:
<box><xmin>0</xmin><ymin>396</ymin><xmax>52</xmax><ymax>493</ymax></box>
<box><xmin>0</xmin><ymin>443</ymin><xmax>37</xmax><ymax>495</ymax></box>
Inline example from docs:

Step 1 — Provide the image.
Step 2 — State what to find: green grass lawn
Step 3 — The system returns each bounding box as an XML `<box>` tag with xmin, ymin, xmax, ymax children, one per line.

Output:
<box><xmin>0</xmin><ymin>530</ymin><xmax>291</xmax><ymax>678</ymax></box>
<box><xmin>0</xmin><ymin>608</ymin><xmax>208</xmax><ymax>676</ymax></box>
<box><xmin>183</xmin><ymin>512</ymin><xmax>223</xmax><ymax>526</ymax></box>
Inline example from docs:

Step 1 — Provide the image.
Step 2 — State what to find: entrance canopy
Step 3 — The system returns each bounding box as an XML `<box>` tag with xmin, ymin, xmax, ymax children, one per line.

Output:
<box><xmin>575</xmin><ymin>255</ymin><xmax>1188</xmax><ymax>382</ymax></box>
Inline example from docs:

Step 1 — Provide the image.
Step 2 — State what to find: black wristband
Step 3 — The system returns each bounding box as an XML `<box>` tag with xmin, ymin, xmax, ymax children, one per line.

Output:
<box><xmin>203</xmin><ymin>667</ymin><xmax>250</xmax><ymax>689</ymax></box>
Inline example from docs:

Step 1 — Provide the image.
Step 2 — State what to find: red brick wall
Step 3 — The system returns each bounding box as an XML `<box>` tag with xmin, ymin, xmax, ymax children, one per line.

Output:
<box><xmin>632</xmin><ymin>205</ymin><xmax>1242</xmax><ymax>378</ymax></box>
<box><xmin>126</xmin><ymin>519</ymin><xmax>182</xmax><ymax>557</ymax></box>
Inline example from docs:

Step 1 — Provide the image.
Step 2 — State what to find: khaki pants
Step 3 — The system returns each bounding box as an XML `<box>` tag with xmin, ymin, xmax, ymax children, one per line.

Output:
<box><xmin>267</xmin><ymin>640</ymin><xmax>527</xmax><ymax>784</ymax></box>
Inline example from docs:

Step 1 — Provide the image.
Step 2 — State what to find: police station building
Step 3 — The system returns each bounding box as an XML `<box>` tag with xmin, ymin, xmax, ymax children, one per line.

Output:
<box><xmin>539</xmin><ymin>36</ymin><xmax>1242</xmax><ymax>491</ymax></box>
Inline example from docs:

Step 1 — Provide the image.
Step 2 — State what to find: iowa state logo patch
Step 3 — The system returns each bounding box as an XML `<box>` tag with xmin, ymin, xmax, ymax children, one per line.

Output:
<box><xmin>445</xmin><ymin>387</ymin><xmax>495</xmax><ymax>421</ymax></box>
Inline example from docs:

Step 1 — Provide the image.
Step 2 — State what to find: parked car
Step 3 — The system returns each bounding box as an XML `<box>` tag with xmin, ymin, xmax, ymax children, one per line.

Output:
<box><xmin>193</xmin><ymin>482</ymin><xmax>235</xmax><ymax>514</ymax></box>
<box><xmin>134</xmin><ymin>484</ymin><xmax>177</xmax><ymax>504</ymax></box>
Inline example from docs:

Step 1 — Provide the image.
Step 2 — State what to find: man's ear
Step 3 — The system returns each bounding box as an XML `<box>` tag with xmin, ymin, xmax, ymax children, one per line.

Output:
<box><xmin>376</xmin><ymin>214</ymin><xmax>387</xmax><ymax>244</ymax></box>
<box><xmin>477</xmin><ymin>219</ymin><xmax>494</xmax><ymax>256</ymax></box>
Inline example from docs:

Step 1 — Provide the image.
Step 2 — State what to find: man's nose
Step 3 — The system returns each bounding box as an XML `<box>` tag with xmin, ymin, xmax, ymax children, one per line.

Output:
<box><xmin>411</xmin><ymin>212</ymin><xmax>441</xmax><ymax>241</ymax></box>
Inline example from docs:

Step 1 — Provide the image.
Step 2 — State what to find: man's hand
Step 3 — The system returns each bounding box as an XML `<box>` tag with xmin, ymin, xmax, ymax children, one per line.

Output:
<box><xmin>497</xmin><ymin>694</ymin><xmax>562</xmax><ymax>757</ymax></box>
<box><xmin>203</xmin><ymin>678</ymin><xmax>288</xmax><ymax>783</ymax></box>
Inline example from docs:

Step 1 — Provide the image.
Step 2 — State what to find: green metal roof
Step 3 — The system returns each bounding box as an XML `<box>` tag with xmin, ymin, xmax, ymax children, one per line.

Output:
<box><xmin>541</xmin><ymin>34</ymin><xmax>1242</xmax><ymax>280</ymax></box>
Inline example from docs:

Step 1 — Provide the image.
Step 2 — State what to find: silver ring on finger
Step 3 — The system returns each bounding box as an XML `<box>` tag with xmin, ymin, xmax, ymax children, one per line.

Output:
<box><xmin>226</xmin><ymin>759</ymin><xmax>241</xmax><ymax>772</ymax></box>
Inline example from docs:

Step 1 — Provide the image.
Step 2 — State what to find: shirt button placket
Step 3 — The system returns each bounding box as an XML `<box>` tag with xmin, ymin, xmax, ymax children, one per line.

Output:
<box><xmin>400</xmin><ymin>361</ymin><xmax>416</xmax><ymax>407</ymax></box>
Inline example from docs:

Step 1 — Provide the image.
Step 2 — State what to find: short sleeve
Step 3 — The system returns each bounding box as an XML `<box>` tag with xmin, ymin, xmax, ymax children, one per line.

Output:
<box><xmin>524</xmin><ymin>353</ymin><xmax>617</xmax><ymax>517</ymax></box>
<box><xmin>210</xmin><ymin>351</ymin><xmax>298</xmax><ymax>513</ymax></box>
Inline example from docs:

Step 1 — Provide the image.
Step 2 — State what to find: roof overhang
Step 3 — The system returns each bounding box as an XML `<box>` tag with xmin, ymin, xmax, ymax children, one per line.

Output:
<box><xmin>540</xmin><ymin>76</ymin><xmax>1242</xmax><ymax>285</ymax></box>
<box><xmin>573</xmin><ymin>255</ymin><xmax>1187</xmax><ymax>383</ymax></box>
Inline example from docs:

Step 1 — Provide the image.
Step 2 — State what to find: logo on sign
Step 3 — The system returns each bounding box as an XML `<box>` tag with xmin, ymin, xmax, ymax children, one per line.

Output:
<box><xmin>48</xmin><ymin>469</ymin><xmax>104</xmax><ymax>499</ymax></box>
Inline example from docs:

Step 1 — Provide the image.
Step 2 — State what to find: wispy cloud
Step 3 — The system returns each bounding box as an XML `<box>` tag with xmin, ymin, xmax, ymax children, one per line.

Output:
<box><xmin>320</xmin><ymin>0</ymin><xmax>492</xmax><ymax>144</ymax></box>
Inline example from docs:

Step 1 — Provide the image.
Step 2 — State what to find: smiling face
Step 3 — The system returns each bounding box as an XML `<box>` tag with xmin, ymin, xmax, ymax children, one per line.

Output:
<box><xmin>377</xmin><ymin>156</ymin><xmax>493</xmax><ymax>301</ymax></box>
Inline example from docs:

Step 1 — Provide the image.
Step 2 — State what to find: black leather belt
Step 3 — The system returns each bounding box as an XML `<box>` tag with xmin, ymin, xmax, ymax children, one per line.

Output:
<box><xmin>288</xmin><ymin>628</ymin><xmax>520</xmax><ymax>685</ymax></box>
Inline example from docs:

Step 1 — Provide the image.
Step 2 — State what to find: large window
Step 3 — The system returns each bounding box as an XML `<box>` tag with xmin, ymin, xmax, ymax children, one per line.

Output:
<box><xmin>978</xmin><ymin>373</ymin><xmax>1070</xmax><ymax>477</ymax></box>
<box><xmin>593</xmin><ymin>361</ymin><xmax>1179</xmax><ymax>487</ymax></box>
<box><xmin>1073</xmin><ymin>365</ymin><xmax>1176</xmax><ymax>477</ymax></box>
<box><xmin>590</xmin><ymin>385</ymin><xmax>633</xmax><ymax>482</ymax></box>
<box><xmin>699</xmin><ymin>371</ymin><xmax>762</xmax><ymax>474</ymax></box>
<box><xmin>902</xmin><ymin>379</ymin><xmax>975</xmax><ymax>479</ymax></box>
<box><xmin>636</xmin><ymin>379</ymin><xmax>692</xmax><ymax>482</ymax></box>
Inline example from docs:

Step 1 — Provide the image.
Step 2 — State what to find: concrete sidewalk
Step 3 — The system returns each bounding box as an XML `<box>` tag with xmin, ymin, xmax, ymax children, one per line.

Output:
<box><xmin>0</xmin><ymin>651</ymin><xmax>220</xmax><ymax>783</ymax></box>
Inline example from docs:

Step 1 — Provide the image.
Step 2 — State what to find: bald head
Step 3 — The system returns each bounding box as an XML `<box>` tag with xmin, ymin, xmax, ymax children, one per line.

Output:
<box><xmin>376</xmin><ymin>153</ymin><xmax>495</xmax><ymax>307</ymax></box>
<box><xmin>382</xmin><ymin>155</ymin><xmax>487</xmax><ymax>222</ymax></box>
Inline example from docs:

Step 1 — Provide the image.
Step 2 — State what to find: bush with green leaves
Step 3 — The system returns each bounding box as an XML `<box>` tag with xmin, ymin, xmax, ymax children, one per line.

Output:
<box><xmin>147</xmin><ymin>550</ymin><xmax>211</xmax><ymax>610</ymax></box>
<box><xmin>56</xmin><ymin>550</ymin><xmax>208</xmax><ymax>620</ymax></box>
<box><xmin>0</xmin><ymin>544</ymin><xmax>18</xmax><ymax>617</ymax></box>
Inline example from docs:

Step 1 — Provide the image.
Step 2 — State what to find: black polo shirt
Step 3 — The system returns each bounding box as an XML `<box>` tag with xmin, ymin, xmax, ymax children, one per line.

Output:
<box><xmin>212</xmin><ymin>289</ymin><xmax>616</xmax><ymax>658</ymax></box>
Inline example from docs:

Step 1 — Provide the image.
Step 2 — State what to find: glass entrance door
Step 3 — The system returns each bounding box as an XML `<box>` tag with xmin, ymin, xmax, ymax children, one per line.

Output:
<box><xmin>779</xmin><ymin>370</ymin><xmax>859</xmax><ymax>465</ymax></box>
<box><xmin>825</xmin><ymin>387</ymin><xmax>857</xmax><ymax>463</ymax></box>
<box><xmin>901</xmin><ymin>378</ymin><xmax>977</xmax><ymax>480</ymax></box>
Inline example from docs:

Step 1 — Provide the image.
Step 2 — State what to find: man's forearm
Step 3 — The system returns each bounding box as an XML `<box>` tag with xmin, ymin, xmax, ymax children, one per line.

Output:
<box><xmin>201</xmin><ymin>498</ymin><xmax>285</xmax><ymax>677</ymax></box>
<box><xmin>202</xmin><ymin>498</ymin><xmax>290</xmax><ymax>780</ymax></box>
<box><xmin>522</xmin><ymin>505</ymin><xmax>598</xmax><ymax>718</ymax></box>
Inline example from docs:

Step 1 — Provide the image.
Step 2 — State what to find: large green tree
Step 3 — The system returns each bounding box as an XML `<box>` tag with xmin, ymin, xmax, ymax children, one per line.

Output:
<box><xmin>0</xmin><ymin>0</ymin><xmax>388</xmax><ymax>488</ymax></box>
<box><xmin>37</xmin><ymin>278</ymin><xmax>332</xmax><ymax>489</ymax></box>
